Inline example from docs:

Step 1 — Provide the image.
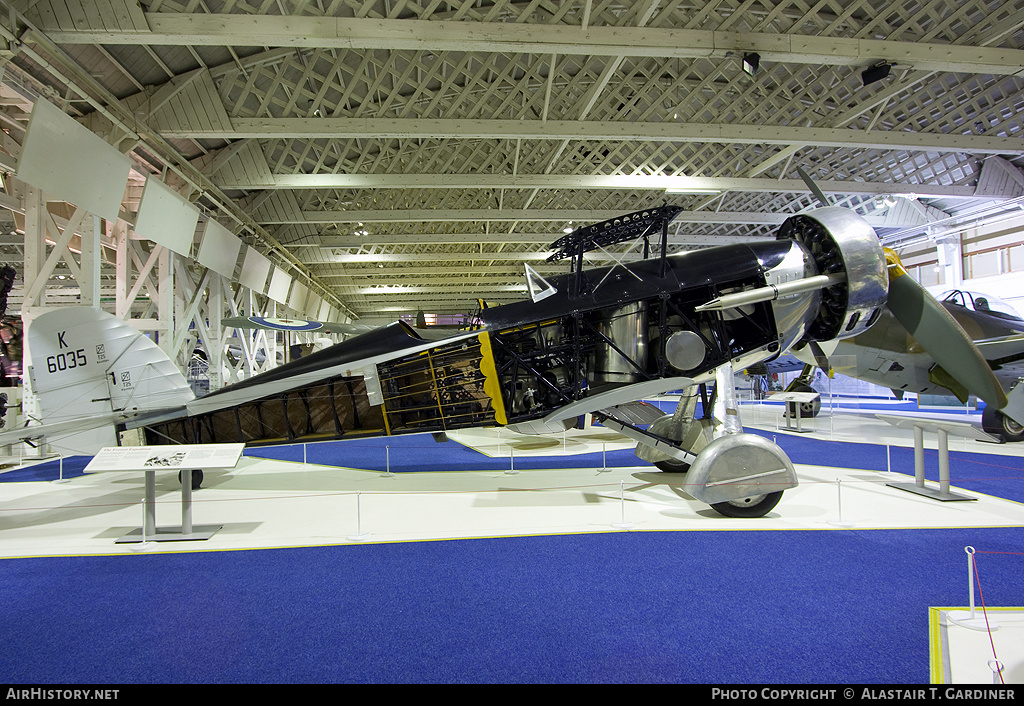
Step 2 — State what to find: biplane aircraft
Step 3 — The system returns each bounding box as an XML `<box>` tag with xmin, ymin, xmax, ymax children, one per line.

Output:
<box><xmin>6</xmin><ymin>204</ymin><xmax>1011</xmax><ymax>517</ymax></box>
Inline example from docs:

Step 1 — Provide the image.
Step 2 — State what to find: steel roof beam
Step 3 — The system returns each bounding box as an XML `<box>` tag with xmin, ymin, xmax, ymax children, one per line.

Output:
<box><xmin>40</xmin><ymin>16</ymin><xmax>1024</xmax><ymax>77</ymax></box>
<box><xmin>224</xmin><ymin>173</ymin><xmax>981</xmax><ymax>199</ymax></box>
<box><xmin>168</xmin><ymin>118</ymin><xmax>1024</xmax><ymax>156</ymax></box>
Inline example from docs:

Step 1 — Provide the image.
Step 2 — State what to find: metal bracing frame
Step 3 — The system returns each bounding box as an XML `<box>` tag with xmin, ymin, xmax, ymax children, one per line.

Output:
<box><xmin>113</xmin><ymin>221</ymin><xmax>173</xmax><ymax>344</ymax></box>
<box><xmin>170</xmin><ymin>257</ymin><xmax>225</xmax><ymax>393</ymax></box>
<box><xmin>20</xmin><ymin>186</ymin><xmax>105</xmax><ymax>319</ymax></box>
<box><xmin>221</xmin><ymin>285</ymin><xmax>278</xmax><ymax>386</ymax></box>
<box><xmin>19</xmin><ymin>185</ymin><xmax>110</xmax><ymax>421</ymax></box>
<box><xmin>170</xmin><ymin>256</ymin><xmax>286</xmax><ymax>393</ymax></box>
<box><xmin>489</xmin><ymin>321</ymin><xmax>582</xmax><ymax>419</ymax></box>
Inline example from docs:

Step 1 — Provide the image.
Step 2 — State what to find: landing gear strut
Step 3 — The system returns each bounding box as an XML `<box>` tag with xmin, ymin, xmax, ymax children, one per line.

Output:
<box><xmin>630</xmin><ymin>364</ymin><xmax>799</xmax><ymax>518</ymax></box>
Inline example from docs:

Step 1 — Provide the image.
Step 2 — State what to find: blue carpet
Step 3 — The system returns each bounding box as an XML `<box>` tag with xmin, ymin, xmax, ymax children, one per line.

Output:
<box><xmin>240</xmin><ymin>427</ymin><xmax>1024</xmax><ymax>505</ymax></box>
<box><xmin>0</xmin><ymin>455</ymin><xmax>90</xmax><ymax>483</ymax></box>
<box><xmin>744</xmin><ymin>429</ymin><xmax>1024</xmax><ymax>504</ymax></box>
<box><xmin>1</xmin><ymin>527</ymin><xmax>1022</xmax><ymax>684</ymax></box>
<box><xmin>3</xmin><ymin>416</ymin><xmax>1024</xmax><ymax>683</ymax></box>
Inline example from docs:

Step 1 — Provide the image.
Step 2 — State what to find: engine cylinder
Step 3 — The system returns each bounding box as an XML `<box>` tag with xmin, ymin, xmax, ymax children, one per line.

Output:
<box><xmin>776</xmin><ymin>207</ymin><xmax>888</xmax><ymax>341</ymax></box>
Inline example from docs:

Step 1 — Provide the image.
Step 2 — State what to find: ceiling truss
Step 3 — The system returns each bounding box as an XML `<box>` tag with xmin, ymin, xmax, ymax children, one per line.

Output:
<box><xmin>0</xmin><ymin>0</ymin><xmax>1020</xmax><ymax>319</ymax></box>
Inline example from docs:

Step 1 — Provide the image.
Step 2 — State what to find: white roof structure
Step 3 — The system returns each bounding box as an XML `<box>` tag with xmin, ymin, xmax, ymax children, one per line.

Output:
<box><xmin>0</xmin><ymin>0</ymin><xmax>1022</xmax><ymax>321</ymax></box>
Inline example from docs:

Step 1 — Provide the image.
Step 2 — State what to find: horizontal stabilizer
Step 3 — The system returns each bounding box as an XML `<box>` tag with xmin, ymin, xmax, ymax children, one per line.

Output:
<box><xmin>0</xmin><ymin>412</ymin><xmax>139</xmax><ymax>454</ymax></box>
<box><xmin>23</xmin><ymin>307</ymin><xmax>194</xmax><ymax>455</ymax></box>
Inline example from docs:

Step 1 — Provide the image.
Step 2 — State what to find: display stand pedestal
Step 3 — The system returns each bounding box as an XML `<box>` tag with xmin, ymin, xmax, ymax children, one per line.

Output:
<box><xmin>84</xmin><ymin>444</ymin><xmax>245</xmax><ymax>544</ymax></box>
<box><xmin>877</xmin><ymin>415</ymin><xmax>996</xmax><ymax>502</ymax></box>
<box><xmin>771</xmin><ymin>391</ymin><xmax>819</xmax><ymax>433</ymax></box>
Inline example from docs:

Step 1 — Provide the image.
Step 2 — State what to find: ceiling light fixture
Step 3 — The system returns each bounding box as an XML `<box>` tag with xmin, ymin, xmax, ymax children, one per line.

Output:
<box><xmin>665</xmin><ymin>188</ymin><xmax>722</xmax><ymax>195</ymax></box>
<box><xmin>861</xmin><ymin>61</ymin><xmax>892</xmax><ymax>87</ymax></box>
<box><xmin>741</xmin><ymin>52</ymin><xmax>760</xmax><ymax>77</ymax></box>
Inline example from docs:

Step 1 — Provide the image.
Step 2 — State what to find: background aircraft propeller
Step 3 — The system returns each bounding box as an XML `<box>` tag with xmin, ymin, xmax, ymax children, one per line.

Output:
<box><xmin>796</xmin><ymin>167</ymin><xmax>1007</xmax><ymax>409</ymax></box>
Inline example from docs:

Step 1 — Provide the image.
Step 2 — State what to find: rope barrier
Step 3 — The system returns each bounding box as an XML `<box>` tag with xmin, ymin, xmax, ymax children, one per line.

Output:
<box><xmin>968</xmin><ymin>548</ymin><xmax>1004</xmax><ymax>685</ymax></box>
<box><xmin>3</xmin><ymin>459</ymin><xmax>1024</xmax><ymax>514</ymax></box>
<box><xmin>3</xmin><ymin>425</ymin><xmax>1024</xmax><ymax>530</ymax></box>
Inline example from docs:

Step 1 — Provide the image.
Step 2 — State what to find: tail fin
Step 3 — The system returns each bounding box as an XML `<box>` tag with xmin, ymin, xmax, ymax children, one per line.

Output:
<box><xmin>23</xmin><ymin>307</ymin><xmax>194</xmax><ymax>453</ymax></box>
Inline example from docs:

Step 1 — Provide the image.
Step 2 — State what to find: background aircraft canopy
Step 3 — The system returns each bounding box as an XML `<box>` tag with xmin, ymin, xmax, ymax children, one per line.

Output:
<box><xmin>941</xmin><ymin>290</ymin><xmax>1023</xmax><ymax>320</ymax></box>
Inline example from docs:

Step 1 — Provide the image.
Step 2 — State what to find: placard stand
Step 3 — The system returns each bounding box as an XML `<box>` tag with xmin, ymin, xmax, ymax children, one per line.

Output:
<box><xmin>84</xmin><ymin>444</ymin><xmax>245</xmax><ymax>544</ymax></box>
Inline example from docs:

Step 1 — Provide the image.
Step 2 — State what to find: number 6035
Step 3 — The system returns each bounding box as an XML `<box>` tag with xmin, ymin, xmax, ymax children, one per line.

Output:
<box><xmin>46</xmin><ymin>348</ymin><xmax>87</xmax><ymax>373</ymax></box>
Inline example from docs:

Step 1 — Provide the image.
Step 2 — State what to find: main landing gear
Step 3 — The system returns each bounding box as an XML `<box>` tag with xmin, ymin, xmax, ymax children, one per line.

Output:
<box><xmin>982</xmin><ymin>406</ymin><xmax>1024</xmax><ymax>443</ymax></box>
<box><xmin>627</xmin><ymin>364</ymin><xmax>800</xmax><ymax>518</ymax></box>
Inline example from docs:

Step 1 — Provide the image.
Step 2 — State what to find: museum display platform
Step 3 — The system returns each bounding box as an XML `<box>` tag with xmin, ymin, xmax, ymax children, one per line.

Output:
<box><xmin>0</xmin><ymin>398</ymin><xmax>1020</xmax><ymax>684</ymax></box>
<box><xmin>1</xmin><ymin>405</ymin><xmax>1022</xmax><ymax>557</ymax></box>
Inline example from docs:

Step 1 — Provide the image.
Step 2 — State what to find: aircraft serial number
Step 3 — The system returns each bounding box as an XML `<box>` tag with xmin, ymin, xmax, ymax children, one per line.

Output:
<box><xmin>46</xmin><ymin>348</ymin><xmax>87</xmax><ymax>373</ymax></box>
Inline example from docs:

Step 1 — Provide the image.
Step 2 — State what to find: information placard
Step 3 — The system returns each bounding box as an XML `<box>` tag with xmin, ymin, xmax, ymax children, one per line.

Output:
<box><xmin>86</xmin><ymin>443</ymin><xmax>245</xmax><ymax>472</ymax></box>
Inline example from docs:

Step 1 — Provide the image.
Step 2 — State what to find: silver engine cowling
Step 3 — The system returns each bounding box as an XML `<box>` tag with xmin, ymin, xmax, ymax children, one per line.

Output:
<box><xmin>776</xmin><ymin>207</ymin><xmax>888</xmax><ymax>342</ymax></box>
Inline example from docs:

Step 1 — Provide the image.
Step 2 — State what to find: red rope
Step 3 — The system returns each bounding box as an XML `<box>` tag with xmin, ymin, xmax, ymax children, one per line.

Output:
<box><xmin>970</xmin><ymin>552</ymin><xmax>1004</xmax><ymax>684</ymax></box>
<box><xmin>974</xmin><ymin>550</ymin><xmax>1024</xmax><ymax>555</ymax></box>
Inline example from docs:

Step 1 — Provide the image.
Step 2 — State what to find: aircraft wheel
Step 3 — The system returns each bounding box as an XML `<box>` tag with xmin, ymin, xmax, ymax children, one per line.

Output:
<box><xmin>982</xmin><ymin>406</ymin><xmax>1024</xmax><ymax>443</ymax></box>
<box><xmin>654</xmin><ymin>459</ymin><xmax>690</xmax><ymax>473</ymax></box>
<box><xmin>178</xmin><ymin>469</ymin><xmax>204</xmax><ymax>490</ymax></box>
<box><xmin>791</xmin><ymin>383</ymin><xmax>820</xmax><ymax>418</ymax></box>
<box><xmin>710</xmin><ymin>491</ymin><xmax>783</xmax><ymax>518</ymax></box>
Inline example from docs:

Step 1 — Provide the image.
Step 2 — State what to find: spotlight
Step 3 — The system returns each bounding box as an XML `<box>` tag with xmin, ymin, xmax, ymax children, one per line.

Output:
<box><xmin>861</xmin><ymin>61</ymin><xmax>891</xmax><ymax>87</ymax></box>
<box><xmin>741</xmin><ymin>52</ymin><xmax>759</xmax><ymax>77</ymax></box>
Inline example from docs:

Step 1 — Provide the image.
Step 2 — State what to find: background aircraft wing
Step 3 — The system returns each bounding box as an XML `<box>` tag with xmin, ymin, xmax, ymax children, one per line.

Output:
<box><xmin>974</xmin><ymin>333</ymin><xmax>1024</xmax><ymax>363</ymax></box>
<box><xmin>222</xmin><ymin>316</ymin><xmax>376</xmax><ymax>336</ymax></box>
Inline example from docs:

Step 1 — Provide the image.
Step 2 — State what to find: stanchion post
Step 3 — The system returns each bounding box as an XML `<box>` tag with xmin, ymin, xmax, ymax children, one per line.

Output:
<box><xmin>967</xmin><ymin>546</ymin><xmax>977</xmax><ymax>621</ymax></box>
<box><xmin>827</xmin><ymin>479</ymin><xmax>853</xmax><ymax>528</ymax></box>
<box><xmin>51</xmin><ymin>454</ymin><xmax>69</xmax><ymax>484</ymax></box>
<box><xmin>914</xmin><ymin>425</ymin><xmax>925</xmax><ymax>486</ymax></box>
<box><xmin>141</xmin><ymin>499</ymin><xmax>147</xmax><ymax>544</ymax></box>
<box><xmin>946</xmin><ymin>546</ymin><xmax>1000</xmax><ymax>631</ymax></box>
<box><xmin>611</xmin><ymin>480</ymin><xmax>633</xmax><ymax>529</ymax></box>
<box><xmin>347</xmin><ymin>492</ymin><xmax>371</xmax><ymax>541</ymax></box>
<box><xmin>505</xmin><ymin>444</ymin><xmax>518</xmax><ymax>475</ymax></box>
<box><xmin>598</xmin><ymin>442</ymin><xmax>609</xmax><ymax>473</ymax></box>
<box><xmin>938</xmin><ymin>428</ymin><xmax>951</xmax><ymax>497</ymax></box>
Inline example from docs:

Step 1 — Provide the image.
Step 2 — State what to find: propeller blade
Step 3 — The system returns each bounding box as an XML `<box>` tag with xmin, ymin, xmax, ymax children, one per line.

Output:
<box><xmin>797</xmin><ymin>166</ymin><xmax>831</xmax><ymax>208</ymax></box>
<box><xmin>886</xmin><ymin>262</ymin><xmax>1007</xmax><ymax>409</ymax></box>
<box><xmin>807</xmin><ymin>340</ymin><xmax>831</xmax><ymax>372</ymax></box>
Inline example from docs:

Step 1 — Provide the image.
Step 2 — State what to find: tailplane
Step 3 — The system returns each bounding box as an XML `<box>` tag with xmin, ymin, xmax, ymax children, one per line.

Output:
<box><xmin>17</xmin><ymin>307</ymin><xmax>194</xmax><ymax>454</ymax></box>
